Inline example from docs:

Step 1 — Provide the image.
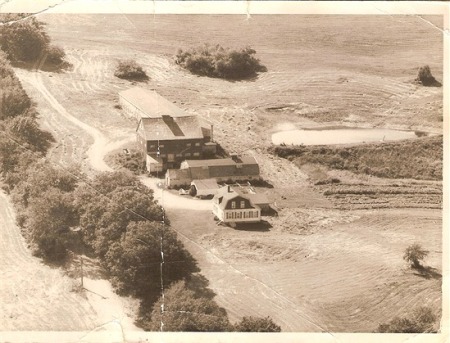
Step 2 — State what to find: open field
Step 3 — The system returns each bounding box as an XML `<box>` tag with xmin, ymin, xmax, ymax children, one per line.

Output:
<box><xmin>7</xmin><ymin>14</ymin><xmax>444</xmax><ymax>332</ymax></box>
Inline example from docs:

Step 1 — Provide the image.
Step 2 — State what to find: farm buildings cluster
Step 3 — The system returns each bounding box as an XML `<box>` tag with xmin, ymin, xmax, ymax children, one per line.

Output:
<box><xmin>119</xmin><ymin>87</ymin><xmax>271</xmax><ymax>223</ymax></box>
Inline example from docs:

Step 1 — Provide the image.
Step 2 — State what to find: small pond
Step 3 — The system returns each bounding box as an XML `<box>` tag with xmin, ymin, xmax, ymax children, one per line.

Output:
<box><xmin>272</xmin><ymin>128</ymin><xmax>427</xmax><ymax>145</ymax></box>
<box><xmin>272</xmin><ymin>128</ymin><xmax>428</xmax><ymax>146</ymax></box>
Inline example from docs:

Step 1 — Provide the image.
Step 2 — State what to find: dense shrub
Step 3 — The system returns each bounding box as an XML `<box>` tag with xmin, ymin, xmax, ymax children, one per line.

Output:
<box><xmin>45</xmin><ymin>45</ymin><xmax>66</xmax><ymax>65</ymax></box>
<box><xmin>0</xmin><ymin>14</ymin><xmax>70</xmax><ymax>69</ymax></box>
<box><xmin>175</xmin><ymin>44</ymin><xmax>267</xmax><ymax>80</ymax></box>
<box><xmin>0</xmin><ymin>16</ymin><xmax>50</xmax><ymax>63</ymax></box>
<box><xmin>109</xmin><ymin>149</ymin><xmax>145</xmax><ymax>175</ymax></box>
<box><xmin>376</xmin><ymin>307</ymin><xmax>437</xmax><ymax>333</ymax></box>
<box><xmin>416</xmin><ymin>65</ymin><xmax>441</xmax><ymax>87</ymax></box>
<box><xmin>234</xmin><ymin>316</ymin><xmax>281</xmax><ymax>332</ymax></box>
<box><xmin>114</xmin><ymin>59</ymin><xmax>148</xmax><ymax>81</ymax></box>
<box><xmin>403</xmin><ymin>243</ymin><xmax>429</xmax><ymax>269</ymax></box>
<box><xmin>145</xmin><ymin>280</ymin><xmax>231</xmax><ymax>331</ymax></box>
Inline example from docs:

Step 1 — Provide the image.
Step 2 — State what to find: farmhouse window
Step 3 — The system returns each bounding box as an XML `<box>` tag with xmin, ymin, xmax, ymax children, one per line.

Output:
<box><xmin>160</xmin><ymin>154</ymin><xmax>166</xmax><ymax>158</ymax></box>
<box><xmin>195</xmin><ymin>142</ymin><xmax>201</xmax><ymax>147</ymax></box>
<box><xmin>159</xmin><ymin>144</ymin><xmax>165</xmax><ymax>148</ymax></box>
<box><xmin>150</xmin><ymin>144</ymin><xmax>156</xmax><ymax>149</ymax></box>
<box><xmin>176</xmin><ymin>154</ymin><xmax>182</xmax><ymax>157</ymax></box>
<box><xmin>231</xmin><ymin>201</ymin><xmax>236</xmax><ymax>209</ymax></box>
<box><xmin>240</xmin><ymin>200</ymin><xmax>245</xmax><ymax>208</ymax></box>
<box><xmin>186</xmin><ymin>143</ymin><xmax>191</xmax><ymax>147</ymax></box>
<box><xmin>185</xmin><ymin>153</ymin><xmax>191</xmax><ymax>157</ymax></box>
<box><xmin>193</xmin><ymin>152</ymin><xmax>200</xmax><ymax>157</ymax></box>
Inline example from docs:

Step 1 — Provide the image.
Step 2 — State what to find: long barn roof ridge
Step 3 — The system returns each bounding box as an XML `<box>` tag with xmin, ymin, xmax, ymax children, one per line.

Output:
<box><xmin>119</xmin><ymin>87</ymin><xmax>191</xmax><ymax>118</ymax></box>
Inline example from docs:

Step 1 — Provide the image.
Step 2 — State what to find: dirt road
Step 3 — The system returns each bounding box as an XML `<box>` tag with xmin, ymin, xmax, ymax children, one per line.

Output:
<box><xmin>15</xmin><ymin>69</ymin><xmax>135</xmax><ymax>173</ymax></box>
<box><xmin>10</xmin><ymin>69</ymin><xmax>141</xmax><ymax>334</ymax></box>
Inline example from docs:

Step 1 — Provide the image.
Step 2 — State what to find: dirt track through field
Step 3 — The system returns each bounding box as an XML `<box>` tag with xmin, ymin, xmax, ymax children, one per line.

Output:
<box><xmin>0</xmin><ymin>192</ymin><xmax>100</xmax><ymax>331</ymax></box>
<box><xmin>8</xmin><ymin>68</ymin><xmax>140</xmax><ymax>333</ymax></box>
<box><xmin>18</xmin><ymin>71</ymin><xmax>113</xmax><ymax>172</ymax></box>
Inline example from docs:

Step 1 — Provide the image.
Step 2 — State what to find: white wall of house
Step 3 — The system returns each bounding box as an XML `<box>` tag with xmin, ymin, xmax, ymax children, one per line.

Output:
<box><xmin>213</xmin><ymin>205</ymin><xmax>261</xmax><ymax>223</ymax></box>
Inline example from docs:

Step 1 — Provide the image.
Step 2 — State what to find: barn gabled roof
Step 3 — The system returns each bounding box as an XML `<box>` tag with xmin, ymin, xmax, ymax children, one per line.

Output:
<box><xmin>119</xmin><ymin>87</ymin><xmax>190</xmax><ymax>118</ymax></box>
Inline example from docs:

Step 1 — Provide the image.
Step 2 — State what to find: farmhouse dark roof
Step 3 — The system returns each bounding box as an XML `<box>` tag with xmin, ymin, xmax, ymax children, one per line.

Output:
<box><xmin>119</xmin><ymin>87</ymin><xmax>190</xmax><ymax>118</ymax></box>
<box><xmin>139</xmin><ymin>116</ymin><xmax>205</xmax><ymax>141</ymax></box>
<box><xmin>232</xmin><ymin>187</ymin><xmax>270</xmax><ymax>205</ymax></box>
<box><xmin>215</xmin><ymin>186</ymin><xmax>258</xmax><ymax>210</ymax></box>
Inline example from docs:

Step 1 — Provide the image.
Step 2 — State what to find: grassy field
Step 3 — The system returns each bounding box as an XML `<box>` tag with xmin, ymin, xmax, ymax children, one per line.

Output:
<box><xmin>13</xmin><ymin>14</ymin><xmax>444</xmax><ymax>332</ymax></box>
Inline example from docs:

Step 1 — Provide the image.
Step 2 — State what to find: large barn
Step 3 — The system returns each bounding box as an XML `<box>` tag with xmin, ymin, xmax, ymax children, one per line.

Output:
<box><xmin>119</xmin><ymin>87</ymin><xmax>187</xmax><ymax>121</ymax></box>
<box><xmin>120</xmin><ymin>87</ymin><xmax>216</xmax><ymax>171</ymax></box>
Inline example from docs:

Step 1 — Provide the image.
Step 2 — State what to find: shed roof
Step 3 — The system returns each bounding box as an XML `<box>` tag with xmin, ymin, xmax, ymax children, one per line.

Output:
<box><xmin>191</xmin><ymin>178</ymin><xmax>219</xmax><ymax>191</ymax></box>
<box><xmin>139</xmin><ymin>116</ymin><xmax>205</xmax><ymax>141</ymax></box>
<box><xmin>119</xmin><ymin>87</ymin><xmax>190</xmax><ymax>118</ymax></box>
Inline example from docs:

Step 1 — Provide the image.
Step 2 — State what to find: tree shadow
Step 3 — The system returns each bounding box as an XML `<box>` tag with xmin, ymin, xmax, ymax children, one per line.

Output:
<box><xmin>12</xmin><ymin>60</ymin><xmax>73</xmax><ymax>73</ymax></box>
<box><xmin>413</xmin><ymin>265</ymin><xmax>442</xmax><ymax>280</ymax></box>
<box><xmin>186</xmin><ymin>273</ymin><xmax>217</xmax><ymax>300</ymax></box>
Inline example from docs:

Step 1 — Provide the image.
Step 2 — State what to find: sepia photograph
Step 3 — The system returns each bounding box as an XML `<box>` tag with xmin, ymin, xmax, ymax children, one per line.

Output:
<box><xmin>0</xmin><ymin>1</ymin><xmax>448</xmax><ymax>342</ymax></box>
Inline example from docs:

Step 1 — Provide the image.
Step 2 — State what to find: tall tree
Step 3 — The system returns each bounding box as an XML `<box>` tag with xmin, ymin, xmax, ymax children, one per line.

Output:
<box><xmin>0</xmin><ymin>16</ymin><xmax>50</xmax><ymax>63</ymax></box>
<box><xmin>145</xmin><ymin>280</ymin><xmax>230</xmax><ymax>332</ymax></box>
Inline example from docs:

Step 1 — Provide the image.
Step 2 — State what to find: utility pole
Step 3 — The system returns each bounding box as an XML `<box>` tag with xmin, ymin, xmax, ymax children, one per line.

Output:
<box><xmin>70</xmin><ymin>227</ymin><xmax>84</xmax><ymax>289</ymax></box>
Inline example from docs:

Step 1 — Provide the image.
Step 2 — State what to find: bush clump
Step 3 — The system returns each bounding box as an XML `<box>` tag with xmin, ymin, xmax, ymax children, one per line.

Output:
<box><xmin>175</xmin><ymin>44</ymin><xmax>267</xmax><ymax>80</ymax></box>
<box><xmin>108</xmin><ymin>148</ymin><xmax>145</xmax><ymax>175</ymax></box>
<box><xmin>0</xmin><ymin>14</ymin><xmax>71</xmax><ymax>70</ymax></box>
<box><xmin>403</xmin><ymin>243</ymin><xmax>429</xmax><ymax>269</ymax></box>
<box><xmin>114</xmin><ymin>59</ymin><xmax>148</xmax><ymax>81</ymax></box>
<box><xmin>416</xmin><ymin>65</ymin><xmax>441</xmax><ymax>87</ymax></box>
<box><xmin>376</xmin><ymin>307</ymin><xmax>437</xmax><ymax>333</ymax></box>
